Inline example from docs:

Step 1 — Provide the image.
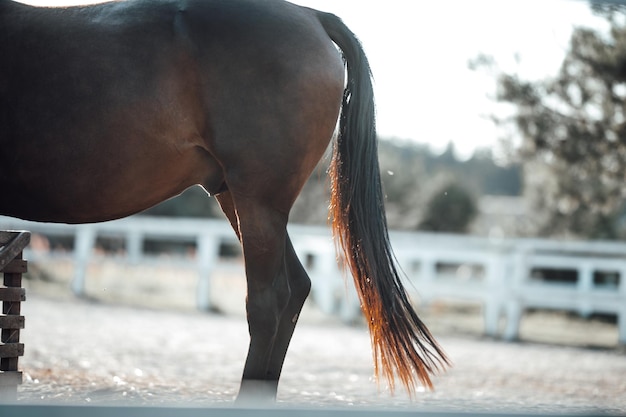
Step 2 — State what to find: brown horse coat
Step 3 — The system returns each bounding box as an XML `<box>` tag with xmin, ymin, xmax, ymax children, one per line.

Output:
<box><xmin>0</xmin><ymin>0</ymin><xmax>448</xmax><ymax>402</ymax></box>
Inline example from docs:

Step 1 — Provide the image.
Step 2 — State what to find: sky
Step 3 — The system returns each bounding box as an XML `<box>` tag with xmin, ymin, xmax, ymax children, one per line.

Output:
<box><xmin>288</xmin><ymin>0</ymin><xmax>606</xmax><ymax>158</ymax></box>
<box><xmin>19</xmin><ymin>0</ymin><xmax>608</xmax><ymax>158</ymax></box>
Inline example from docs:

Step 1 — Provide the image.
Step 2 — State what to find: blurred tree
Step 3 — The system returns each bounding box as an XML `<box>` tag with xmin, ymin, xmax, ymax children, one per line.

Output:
<box><xmin>475</xmin><ymin>7</ymin><xmax>626</xmax><ymax>239</ymax></box>
<box><xmin>466</xmin><ymin>148</ymin><xmax>522</xmax><ymax>196</ymax></box>
<box><xmin>377</xmin><ymin>140</ymin><xmax>429</xmax><ymax>229</ymax></box>
<box><xmin>377</xmin><ymin>139</ymin><xmax>521</xmax><ymax>229</ymax></box>
<box><xmin>418</xmin><ymin>181</ymin><xmax>478</xmax><ymax>233</ymax></box>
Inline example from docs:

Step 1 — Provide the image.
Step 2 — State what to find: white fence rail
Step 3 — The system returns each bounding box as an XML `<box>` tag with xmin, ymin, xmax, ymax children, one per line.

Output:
<box><xmin>1</xmin><ymin>215</ymin><xmax>625</xmax><ymax>345</ymax></box>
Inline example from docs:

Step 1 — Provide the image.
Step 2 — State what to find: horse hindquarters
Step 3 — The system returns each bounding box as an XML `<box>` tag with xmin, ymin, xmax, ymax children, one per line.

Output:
<box><xmin>195</xmin><ymin>3</ymin><xmax>345</xmax><ymax>401</ymax></box>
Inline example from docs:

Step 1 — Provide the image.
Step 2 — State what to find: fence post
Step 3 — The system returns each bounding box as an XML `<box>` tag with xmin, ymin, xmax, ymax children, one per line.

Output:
<box><xmin>0</xmin><ymin>231</ymin><xmax>30</xmax><ymax>402</ymax></box>
<box><xmin>126</xmin><ymin>229</ymin><xmax>143</xmax><ymax>265</ymax></box>
<box><xmin>483</xmin><ymin>254</ymin><xmax>506</xmax><ymax>337</ymax></box>
<box><xmin>503</xmin><ymin>246</ymin><xmax>527</xmax><ymax>341</ymax></box>
<box><xmin>71</xmin><ymin>226</ymin><xmax>96</xmax><ymax>297</ymax></box>
<box><xmin>419</xmin><ymin>253</ymin><xmax>437</xmax><ymax>300</ymax></box>
<box><xmin>196</xmin><ymin>233</ymin><xmax>220</xmax><ymax>311</ymax></box>
<box><xmin>577</xmin><ymin>262</ymin><xmax>594</xmax><ymax>318</ymax></box>
<box><xmin>619</xmin><ymin>266</ymin><xmax>626</xmax><ymax>347</ymax></box>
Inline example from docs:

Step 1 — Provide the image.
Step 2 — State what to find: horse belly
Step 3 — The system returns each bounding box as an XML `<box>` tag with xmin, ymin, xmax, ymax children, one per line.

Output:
<box><xmin>0</xmin><ymin>135</ymin><xmax>221</xmax><ymax>224</ymax></box>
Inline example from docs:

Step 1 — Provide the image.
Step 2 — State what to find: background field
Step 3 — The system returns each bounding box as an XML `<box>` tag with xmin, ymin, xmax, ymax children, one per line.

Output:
<box><xmin>13</xmin><ymin>261</ymin><xmax>626</xmax><ymax>414</ymax></box>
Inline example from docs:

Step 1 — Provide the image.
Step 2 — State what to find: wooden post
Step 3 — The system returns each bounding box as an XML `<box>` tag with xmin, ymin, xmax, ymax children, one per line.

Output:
<box><xmin>0</xmin><ymin>231</ymin><xmax>30</xmax><ymax>402</ymax></box>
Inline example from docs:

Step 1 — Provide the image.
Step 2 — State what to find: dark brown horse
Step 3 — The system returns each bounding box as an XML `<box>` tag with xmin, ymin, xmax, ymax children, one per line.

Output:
<box><xmin>0</xmin><ymin>0</ymin><xmax>448</xmax><ymax>402</ymax></box>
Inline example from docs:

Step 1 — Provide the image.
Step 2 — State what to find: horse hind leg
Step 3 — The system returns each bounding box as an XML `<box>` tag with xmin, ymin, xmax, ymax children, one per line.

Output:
<box><xmin>215</xmin><ymin>192</ymin><xmax>305</xmax><ymax>403</ymax></box>
<box><xmin>212</xmin><ymin>104</ymin><xmax>335</xmax><ymax>405</ymax></box>
<box><xmin>237</xmin><ymin>232</ymin><xmax>311</xmax><ymax>405</ymax></box>
<box><xmin>264</xmin><ymin>234</ymin><xmax>311</xmax><ymax>385</ymax></box>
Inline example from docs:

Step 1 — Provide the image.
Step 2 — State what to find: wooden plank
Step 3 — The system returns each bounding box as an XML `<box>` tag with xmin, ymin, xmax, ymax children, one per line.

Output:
<box><xmin>0</xmin><ymin>316</ymin><xmax>24</xmax><ymax>330</ymax></box>
<box><xmin>0</xmin><ymin>354</ymin><xmax>20</xmax><ymax>372</ymax></box>
<box><xmin>0</xmin><ymin>288</ymin><xmax>25</xmax><ymax>302</ymax></box>
<box><xmin>0</xmin><ymin>232</ymin><xmax>30</xmax><ymax>272</ymax></box>
<box><xmin>0</xmin><ymin>231</ymin><xmax>29</xmax><ymax>247</ymax></box>
<box><xmin>0</xmin><ymin>371</ymin><xmax>22</xmax><ymax>387</ymax></box>
<box><xmin>0</xmin><ymin>231</ymin><xmax>19</xmax><ymax>246</ymax></box>
<box><xmin>0</xmin><ymin>344</ymin><xmax>24</xmax><ymax>358</ymax></box>
<box><xmin>3</xmin><ymin>258</ymin><xmax>24</xmax><ymax>291</ymax></box>
<box><xmin>0</xmin><ymin>260</ymin><xmax>27</xmax><ymax>274</ymax></box>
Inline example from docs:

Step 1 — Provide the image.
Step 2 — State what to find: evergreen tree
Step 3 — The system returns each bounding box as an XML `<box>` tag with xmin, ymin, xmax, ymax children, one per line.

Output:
<box><xmin>478</xmin><ymin>7</ymin><xmax>626</xmax><ymax>238</ymax></box>
<box><xmin>418</xmin><ymin>182</ymin><xmax>478</xmax><ymax>233</ymax></box>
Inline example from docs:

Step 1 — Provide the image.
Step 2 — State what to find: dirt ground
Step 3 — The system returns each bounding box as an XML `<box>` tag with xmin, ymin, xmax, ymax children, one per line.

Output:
<box><xmin>8</xmin><ymin>260</ymin><xmax>626</xmax><ymax>414</ymax></box>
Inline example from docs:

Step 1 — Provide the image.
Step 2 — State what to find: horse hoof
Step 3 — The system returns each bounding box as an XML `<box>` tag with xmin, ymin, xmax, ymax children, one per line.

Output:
<box><xmin>235</xmin><ymin>379</ymin><xmax>278</xmax><ymax>407</ymax></box>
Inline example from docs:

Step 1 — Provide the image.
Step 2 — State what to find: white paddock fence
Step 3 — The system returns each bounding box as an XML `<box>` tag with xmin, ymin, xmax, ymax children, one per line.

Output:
<box><xmin>1</xmin><ymin>215</ymin><xmax>625</xmax><ymax>345</ymax></box>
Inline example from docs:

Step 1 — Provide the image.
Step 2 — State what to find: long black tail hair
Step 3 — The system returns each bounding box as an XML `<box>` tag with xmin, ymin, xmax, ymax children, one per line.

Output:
<box><xmin>317</xmin><ymin>11</ymin><xmax>450</xmax><ymax>393</ymax></box>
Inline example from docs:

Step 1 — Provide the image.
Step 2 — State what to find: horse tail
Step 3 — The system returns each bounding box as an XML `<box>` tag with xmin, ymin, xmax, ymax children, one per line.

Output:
<box><xmin>316</xmin><ymin>11</ymin><xmax>450</xmax><ymax>393</ymax></box>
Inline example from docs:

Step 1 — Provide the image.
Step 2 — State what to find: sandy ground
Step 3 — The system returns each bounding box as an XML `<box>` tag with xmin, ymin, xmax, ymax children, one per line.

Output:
<box><xmin>6</xmin><ymin>260</ymin><xmax>626</xmax><ymax>414</ymax></box>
